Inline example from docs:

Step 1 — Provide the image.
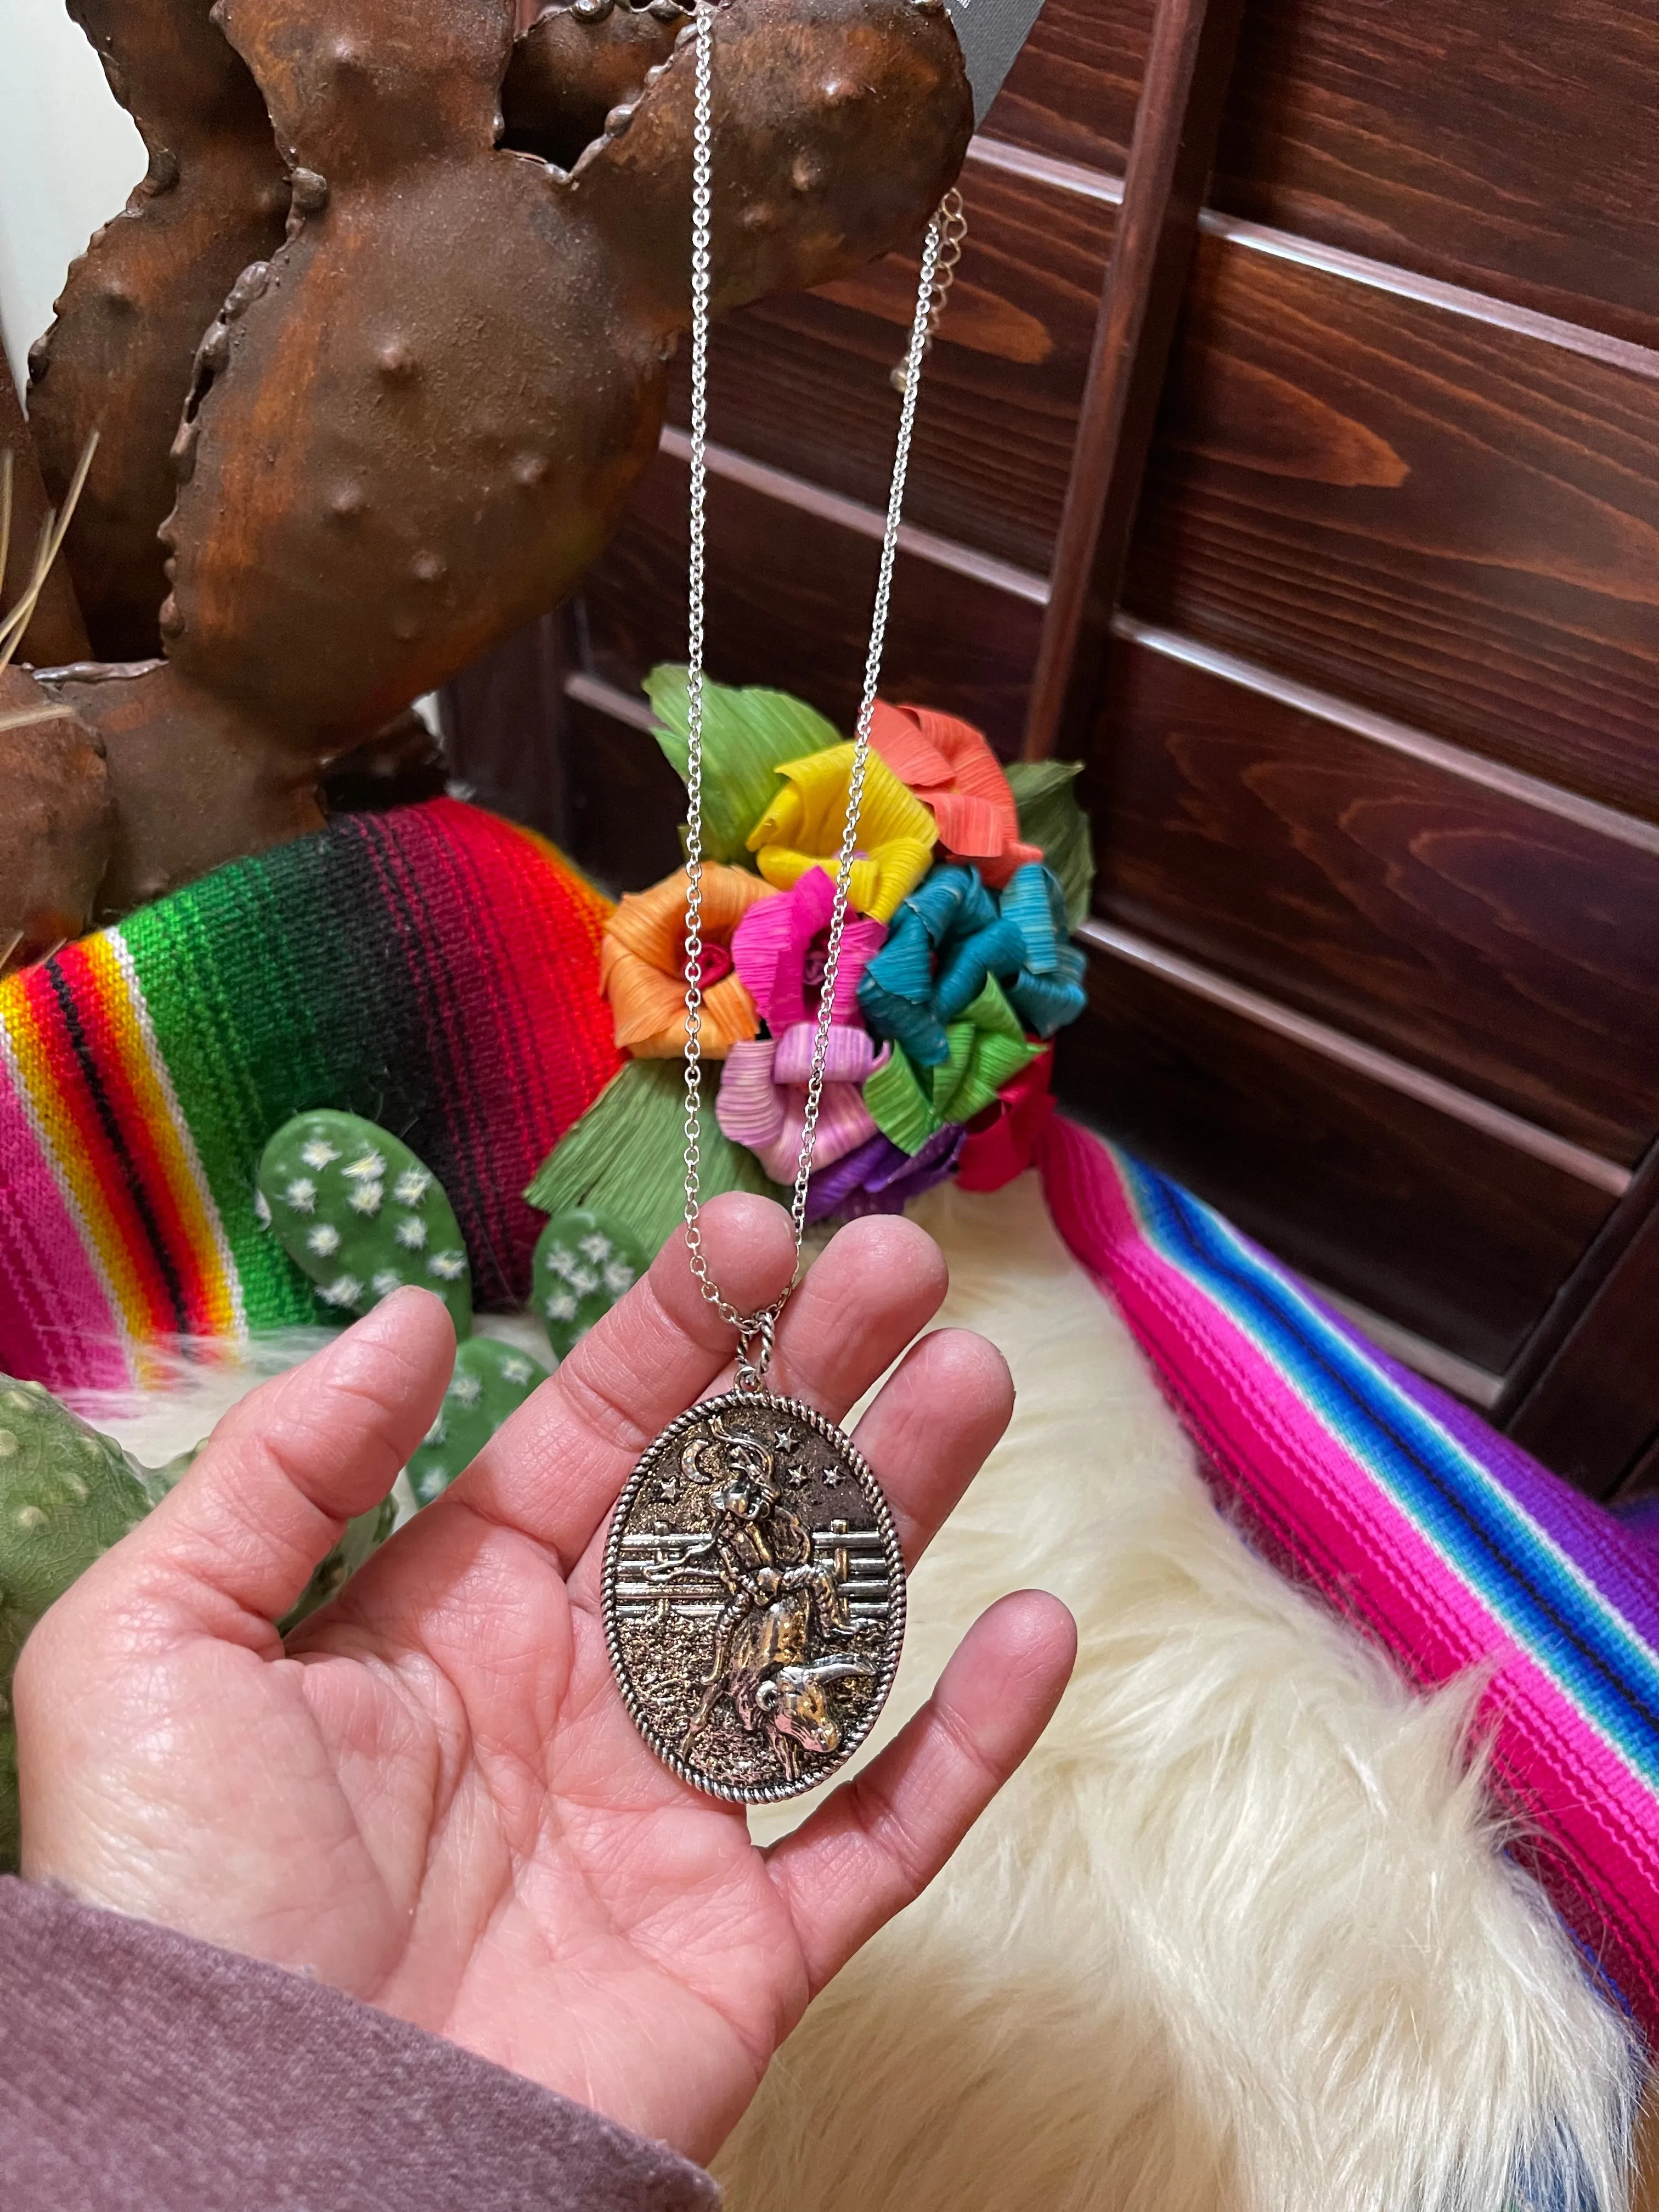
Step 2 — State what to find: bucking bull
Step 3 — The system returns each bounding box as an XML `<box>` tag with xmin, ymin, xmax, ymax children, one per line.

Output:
<box><xmin>653</xmin><ymin>1420</ymin><xmax>874</xmax><ymax>1782</ymax></box>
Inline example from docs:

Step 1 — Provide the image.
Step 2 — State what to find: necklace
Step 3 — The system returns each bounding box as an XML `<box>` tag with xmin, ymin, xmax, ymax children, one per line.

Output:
<box><xmin>602</xmin><ymin>0</ymin><xmax>945</xmax><ymax>1802</ymax></box>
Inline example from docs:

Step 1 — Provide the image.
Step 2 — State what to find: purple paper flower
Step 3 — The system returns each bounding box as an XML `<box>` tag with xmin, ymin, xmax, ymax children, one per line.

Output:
<box><xmin>804</xmin><ymin>1123</ymin><xmax>966</xmax><ymax>1225</ymax></box>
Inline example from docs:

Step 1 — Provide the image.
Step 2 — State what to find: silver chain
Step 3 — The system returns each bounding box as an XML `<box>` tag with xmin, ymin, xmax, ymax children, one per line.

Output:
<box><xmin>678</xmin><ymin>0</ymin><xmax>944</xmax><ymax>1389</ymax></box>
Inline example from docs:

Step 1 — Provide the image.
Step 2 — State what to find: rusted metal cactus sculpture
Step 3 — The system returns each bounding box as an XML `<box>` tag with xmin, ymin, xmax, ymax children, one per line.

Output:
<box><xmin>2</xmin><ymin>0</ymin><xmax>971</xmax><ymax>966</ymax></box>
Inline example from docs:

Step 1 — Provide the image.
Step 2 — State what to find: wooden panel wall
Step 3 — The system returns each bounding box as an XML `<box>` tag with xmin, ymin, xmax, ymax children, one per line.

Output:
<box><xmin>1128</xmin><ymin>234</ymin><xmax>1659</xmax><ymax>815</ymax></box>
<box><xmin>449</xmin><ymin>0</ymin><xmax>1659</xmax><ymax>1491</ymax></box>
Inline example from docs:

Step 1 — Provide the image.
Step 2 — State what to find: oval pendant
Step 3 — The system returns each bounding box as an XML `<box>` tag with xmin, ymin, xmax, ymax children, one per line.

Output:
<box><xmin>602</xmin><ymin>1390</ymin><xmax>906</xmax><ymax>1804</ymax></box>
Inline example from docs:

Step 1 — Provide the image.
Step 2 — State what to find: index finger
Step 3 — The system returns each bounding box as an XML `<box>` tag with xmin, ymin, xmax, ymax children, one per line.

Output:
<box><xmin>450</xmin><ymin>1189</ymin><xmax>798</xmax><ymax>1570</ymax></box>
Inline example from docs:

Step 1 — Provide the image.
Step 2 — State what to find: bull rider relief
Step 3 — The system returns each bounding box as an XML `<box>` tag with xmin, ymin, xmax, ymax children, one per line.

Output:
<box><xmin>601</xmin><ymin>1392</ymin><xmax>906</xmax><ymax>1803</ymax></box>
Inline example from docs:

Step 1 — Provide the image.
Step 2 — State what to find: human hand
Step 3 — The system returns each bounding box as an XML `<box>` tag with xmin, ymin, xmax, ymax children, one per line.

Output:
<box><xmin>15</xmin><ymin>1198</ymin><xmax>1075</xmax><ymax>2163</ymax></box>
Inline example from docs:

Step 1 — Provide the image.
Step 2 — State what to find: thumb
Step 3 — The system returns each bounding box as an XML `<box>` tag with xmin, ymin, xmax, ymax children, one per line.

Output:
<box><xmin>95</xmin><ymin>1288</ymin><xmax>455</xmax><ymax>1640</ymax></box>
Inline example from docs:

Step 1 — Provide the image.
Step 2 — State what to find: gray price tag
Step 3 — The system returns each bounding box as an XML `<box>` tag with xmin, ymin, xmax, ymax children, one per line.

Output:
<box><xmin>943</xmin><ymin>0</ymin><xmax>1051</xmax><ymax>122</ymax></box>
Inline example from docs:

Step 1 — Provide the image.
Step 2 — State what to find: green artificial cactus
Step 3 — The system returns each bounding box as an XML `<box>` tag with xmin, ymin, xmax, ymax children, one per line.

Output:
<box><xmin>256</xmin><ymin>1111</ymin><xmax>472</xmax><ymax>1336</ymax></box>
<box><xmin>255</xmin><ymin>1110</ymin><xmax>563</xmax><ymax>1500</ymax></box>
<box><xmin>532</xmin><ymin>1207</ymin><xmax>648</xmax><ymax>1361</ymax></box>
<box><xmin>408</xmin><ymin>1336</ymin><xmax>549</xmax><ymax>1506</ymax></box>
<box><xmin>281</xmin><ymin>1497</ymin><xmax>399</xmax><ymax>1630</ymax></box>
<box><xmin>0</xmin><ymin>1373</ymin><xmax>400</xmax><ymax>1869</ymax></box>
<box><xmin>0</xmin><ymin>1378</ymin><xmax>157</xmax><ymax>1871</ymax></box>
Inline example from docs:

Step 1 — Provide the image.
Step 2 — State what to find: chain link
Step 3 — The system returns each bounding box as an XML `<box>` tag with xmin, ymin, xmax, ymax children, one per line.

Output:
<box><xmin>678</xmin><ymin>0</ymin><xmax>945</xmax><ymax>1380</ymax></box>
<box><xmin>891</xmin><ymin>187</ymin><xmax>967</xmax><ymax>396</ymax></box>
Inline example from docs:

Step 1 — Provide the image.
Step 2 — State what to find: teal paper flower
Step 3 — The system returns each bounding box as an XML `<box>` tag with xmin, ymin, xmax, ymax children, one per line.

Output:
<box><xmin>857</xmin><ymin>861</ymin><xmax>1085</xmax><ymax>1063</ymax></box>
<box><xmin>999</xmin><ymin>864</ymin><xmax>1087</xmax><ymax>1038</ymax></box>
<box><xmin>856</xmin><ymin>865</ymin><xmax>1026</xmax><ymax>1066</ymax></box>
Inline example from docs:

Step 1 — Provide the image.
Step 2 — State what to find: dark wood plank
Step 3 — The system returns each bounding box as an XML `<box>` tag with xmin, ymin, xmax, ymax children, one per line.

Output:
<box><xmin>1091</xmin><ymin>638</ymin><xmax>1659</xmax><ymax>1164</ymax></box>
<box><xmin>1054</xmin><ymin>946</ymin><xmax>1616</xmax><ymax>1375</ymax></box>
<box><xmin>443</xmin><ymin>611</ymin><xmax>571</xmax><ymax>844</ymax></box>
<box><xmin>1618</xmin><ymin>1429</ymin><xmax>1659</xmax><ymax>1503</ymax></box>
<box><xmin>577</xmin><ymin>448</ymin><xmax>1045</xmax><ymax>757</ymax></box>
<box><xmin>561</xmin><ymin>695</ymin><xmax>687</xmax><ymax>896</ymax></box>
<box><xmin>979</xmin><ymin>0</ymin><xmax>1659</xmax><ymax>356</ymax></box>
<box><xmin>1125</xmin><ymin>234</ymin><xmax>1659</xmax><ymax>820</ymax></box>
<box><xmin>678</xmin><ymin>162</ymin><xmax>1112</xmax><ymax>578</ymax></box>
<box><xmin>1023</xmin><ymin>0</ymin><xmax>1246</xmax><ymax>758</ymax></box>
<box><xmin>1212</xmin><ymin>0</ymin><xmax>1659</xmax><ymax>354</ymax></box>
<box><xmin>1499</xmin><ymin>1151</ymin><xmax>1659</xmax><ymax>1497</ymax></box>
<box><xmin>979</xmin><ymin>0</ymin><xmax>1148</xmax><ymax>177</ymax></box>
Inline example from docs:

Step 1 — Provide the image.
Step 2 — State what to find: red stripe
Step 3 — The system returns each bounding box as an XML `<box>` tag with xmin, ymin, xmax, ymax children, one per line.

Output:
<box><xmin>362</xmin><ymin>809</ymin><xmax>512</xmax><ymax>1290</ymax></box>
<box><xmin>60</xmin><ymin>945</ymin><xmax>218</xmax><ymax>1331</ymax></box>
<box><xmin>465</xmin><ymin>809</ymin><xmax>619</xmax><ymax>1136</ymax></box>
<box><xmin>21</xmin><ymin>951</ymin><xmax>179</xmax><ymax>1340</ymax></box>
<box><xmin>404</xmin><ymin>801</ymin><xmax>618</xmax><ymax>1295</ymax></box>
<box><xmin>341</xmin><ymin>802</ymin><xmax>617</xmax><ymax>1305</ymax></box>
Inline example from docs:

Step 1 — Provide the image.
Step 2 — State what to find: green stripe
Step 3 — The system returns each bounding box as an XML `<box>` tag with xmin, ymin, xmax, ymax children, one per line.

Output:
<box><xmin>120</xmin><ymin>831</ymin><xmax>370</xmax><ymax>1330</ymax></box>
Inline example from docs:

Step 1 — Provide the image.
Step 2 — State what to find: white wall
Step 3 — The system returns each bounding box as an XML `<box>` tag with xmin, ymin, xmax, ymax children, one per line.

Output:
<box><xmin>0</xmin><ymin>0</ymin><xmax>145</xmax><ymax>399</ymax></box>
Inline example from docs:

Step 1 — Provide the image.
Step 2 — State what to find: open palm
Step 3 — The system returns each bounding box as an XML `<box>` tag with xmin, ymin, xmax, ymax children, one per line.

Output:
<box><xmin>15</xmin><ymin>1196</ymin><xmax>1074</xmax><ymax>2164</ymax></box>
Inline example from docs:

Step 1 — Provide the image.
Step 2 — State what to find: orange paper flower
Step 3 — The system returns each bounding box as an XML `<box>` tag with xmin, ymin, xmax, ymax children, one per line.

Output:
<box><xmin>600</xmin><ymin>865</ymin><xmax>775</xmax><ymax>1058</ymax></box>
<box><xmin>870</xmin><ymin>700</ymin><xmax>1041</xmax><ymax>889</ymax></box>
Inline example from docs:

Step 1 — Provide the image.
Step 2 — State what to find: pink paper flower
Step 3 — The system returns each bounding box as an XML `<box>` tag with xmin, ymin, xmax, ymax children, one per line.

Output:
<box><xmin>731</xmin><ymin>866</ymin><xmax>887</xmax><ymax>1070</ymax></box>
<box><xmin>716</xmin><ymin>1035</ymin><xmax>886</xmax><ymax>1183</ymax></box>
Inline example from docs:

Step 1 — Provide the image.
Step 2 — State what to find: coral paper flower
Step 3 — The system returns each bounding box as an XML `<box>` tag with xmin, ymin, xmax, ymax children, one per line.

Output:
<box><xmin>746</xmin><ymin>743</ymin><xmax>937</xmax><ymax>923</ymax></box>
<box><xmin>870</xmin><ymin>701</ymin><xmax>1041</xmax><ymax>890</ymax></box>
<box><xmin>731</xmin><ymin>865</ymin><xmax>887</xmax><ymax>1070</ymax></box>
<box><xmin>600</xmin><ymin>864</ymin><xmax>774</xmax><ymax>1058</ymax></box>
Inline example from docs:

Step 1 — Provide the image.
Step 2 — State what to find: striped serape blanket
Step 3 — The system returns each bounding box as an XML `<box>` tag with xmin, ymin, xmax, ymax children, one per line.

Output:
<box><xmin>8</xmin><ymin>799</ymin><xmax>1656</xmax><ymax>2047</ymax></box>
<box><xmin>1041</xmin><ymin>1114</ymin><xmax>1659</xmax><ymax>2050</ymax></box>
<box><xmin>0</xmin><ymin>799</ymin><xmax>619</xmax><ymax>1393</ymax></box>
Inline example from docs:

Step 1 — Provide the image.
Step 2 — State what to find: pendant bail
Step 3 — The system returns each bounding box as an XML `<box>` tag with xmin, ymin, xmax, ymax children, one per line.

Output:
<box><xmin>734</xmin><ymin>1312</ymin><xmax>776</xmax><ymax>1394</ymax></box>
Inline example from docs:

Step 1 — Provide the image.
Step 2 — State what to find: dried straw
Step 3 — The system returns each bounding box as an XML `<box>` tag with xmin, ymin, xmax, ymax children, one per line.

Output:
<box><xmin>0</xmin><ymin>431</ymin><xmax>98</xmax><ymax>679</ymax></box>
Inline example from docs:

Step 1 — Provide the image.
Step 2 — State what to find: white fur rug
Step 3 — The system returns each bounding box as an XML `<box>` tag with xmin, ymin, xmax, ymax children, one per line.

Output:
<box><xmin>729</xmin><ymin>1178</ymin><xmax>1637</xmax><ymax>2212</ymax></box>
<box><xmin>91</xmin><ymin>1176</ymin><xmax>1640</xmax><ymax>2211</ymax></box>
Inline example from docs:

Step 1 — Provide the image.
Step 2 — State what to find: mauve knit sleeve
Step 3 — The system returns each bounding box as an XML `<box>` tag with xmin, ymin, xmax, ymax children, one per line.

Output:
<box><xmin>0</xmin><ymin>1877</ymin><xmax>720</xmax><ymax>2212</ymax></box>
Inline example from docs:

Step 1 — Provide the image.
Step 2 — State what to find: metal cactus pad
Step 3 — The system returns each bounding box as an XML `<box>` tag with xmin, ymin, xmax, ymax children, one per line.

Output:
<box><xmin>2</xmin><ymin>0</ymin><xmax>972</xmax><ymax>966</ymax></box>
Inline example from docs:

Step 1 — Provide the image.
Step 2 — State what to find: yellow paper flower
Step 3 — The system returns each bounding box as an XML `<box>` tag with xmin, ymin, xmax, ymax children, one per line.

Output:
<box><xmin>746</xmin><ymin>743</ymin><xmax>938</xmax><ymax>923</ymax></box>
<box><xmin>600</xmin><ymin>865</ymin><xmax>774</xmax><ymax>1058</ymax></box>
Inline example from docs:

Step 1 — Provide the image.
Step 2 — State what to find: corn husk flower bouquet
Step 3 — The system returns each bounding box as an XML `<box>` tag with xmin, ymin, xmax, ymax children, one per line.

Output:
<box><xmin>533</xmin><ymin>669</ymin><xmax>1094</xmax><ymax>1257</ymax></box>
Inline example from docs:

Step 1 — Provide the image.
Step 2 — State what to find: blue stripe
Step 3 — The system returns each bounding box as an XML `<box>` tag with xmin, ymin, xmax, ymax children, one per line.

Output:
<box><xmin>1116</xmin><ymin>1151</ymin><xmax>1659</xmax><ymax>1785</ymax></box>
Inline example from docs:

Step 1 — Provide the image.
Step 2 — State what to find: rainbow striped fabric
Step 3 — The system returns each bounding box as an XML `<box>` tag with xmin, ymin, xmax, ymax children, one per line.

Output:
<box><xmin>0</xmin><ymin>799</ymin><xmax>619</xmax><ymax>1394</ymax></box>
<box><xmin>1041</xmin><ymin>1116</ymin><xmax>1659</xmax><ymax>2048</ymax></box>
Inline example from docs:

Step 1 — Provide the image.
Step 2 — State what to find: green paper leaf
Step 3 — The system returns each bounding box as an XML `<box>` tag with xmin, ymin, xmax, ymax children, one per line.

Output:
<box><xmin>932</xmin><ymin>1019</ymin><xmax>1035</xmax><ymax>1124</ymax></box>
<box><xmin>864</xmin><ymin>1047</ymin><xmax>942</xmax><ymax>1155</ymax></box>
<box><xmin>524</xmin><ymin>1060</ymin><xmax>784</xmax><ymax>1261</ymax></box>
<box><xmin>964</xmin><ymin>972</ymin><xmax>1026</xmax><ymax>1045</ymax></box>
<box><xmin>1005</xmin><ymin>760</ymin><xmax>1095</xmax><ymax>933</ymax></box>
<box><xmin>645</xmin><ymin>665</ymin><xmax>843</xmax><ymax>865</ymax></box>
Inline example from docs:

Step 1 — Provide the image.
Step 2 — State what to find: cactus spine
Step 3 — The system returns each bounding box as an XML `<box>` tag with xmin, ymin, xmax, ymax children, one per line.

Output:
<box><xmin>532</xmin><ymin>1208</ymin><xmax>647</xmax><ymax>1362</ymax></box>
<box><xmin>408</xmin><ymin>1336</ymin><xmax>549</xmax><ymax>1506</ymax></box>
